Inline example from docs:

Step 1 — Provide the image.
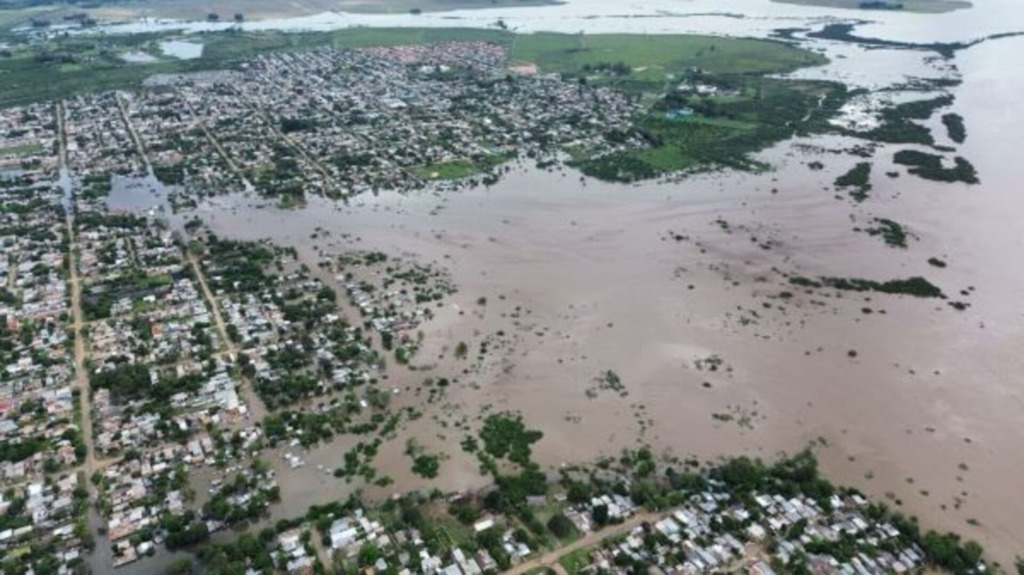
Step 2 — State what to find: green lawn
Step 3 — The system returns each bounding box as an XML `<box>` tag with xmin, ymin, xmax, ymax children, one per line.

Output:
<box><xmin>559</xmin><ymin>546</ymin><xmax>595</xmax><ymax>575</ymax></box>
<box><xmin>412</xmin><ymin>152</ymin><xmax>511</xmax><ymax>181</ymax></box>
<box><xmin>413</xmin><ymin>159</ymin><xmax>482</xmax><ymax>181</ymax></box>
<box><xmin>0</xmin><ymin>142</ymin><xmax>44</xmax><ymax>157</ymax></box>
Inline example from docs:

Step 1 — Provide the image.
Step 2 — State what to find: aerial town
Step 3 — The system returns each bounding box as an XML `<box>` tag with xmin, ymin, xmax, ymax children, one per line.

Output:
<box><xmin>114</xmin><ymin>42</ymin><xmax>642</xmax><ymax>208</ymax></box>
<box><xmin>0</xmin><ymin>26</ymin><xmax>1005</xmax><ymax>575</ymax></box>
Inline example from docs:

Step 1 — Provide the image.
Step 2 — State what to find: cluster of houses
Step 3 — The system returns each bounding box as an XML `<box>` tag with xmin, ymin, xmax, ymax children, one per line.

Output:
<box><xmin>564</xmin><ymin>492</ymin><xmax>641</xmax><ymax>533</ymax></box>
<box><xmin>0</xmin><ymin>182</ymin><xmax>78</xmax><ymax>484</ymax></box>
<box><xmin>0</xmin><ymin>103</ymin><xmax>60</xmax><ymax>175</ymax></box>
<box><xmin>276</xmin><ymin>527</ymin><xmax>318</xmax><ymax>574</ymax></box>
<box><xmin>63</xmin><ymin>93</ymin><xmax>146</xmax><ymax>177</ymax></box>
<box><xmin>569</xmin><ymin>488</ymin><xmax>933</xmax><ymax>575</ymax></box>
<box><xmin>316</xmin><ymin>508</ymin><xmax>531</xmax><ymax>575</ymax></box>
<box><xmin>0</xmin><ymin>472</ymin><xmax>90</xmax><ymax>573</ymax></box>
<box><xmin>97</xmin><ymin>436</ymin><xmax>277</xmax><ymax>568</ymax></box>
<box><xmin>0</xmin><ymin>110</ymin><xmax>79</xmax><ymax>482</ymax></box>
<box><xmin>0</xmin><ymin>101</ymin><xmax>97</xmax><ymax>575</ymax></box>
<box><xmin>96</xmin><ymin>40</ymin><xmax>647</xmax><ymax>202</ymax></box>
<box><xmin>206</xmin><ymin>257</ymin><xmax>383</xmax><ymax>410</ymax></box>
<box><xmin>334</xmin><ymin>251</ymin><xmax>455</xmax><ymax>345</ymax></box>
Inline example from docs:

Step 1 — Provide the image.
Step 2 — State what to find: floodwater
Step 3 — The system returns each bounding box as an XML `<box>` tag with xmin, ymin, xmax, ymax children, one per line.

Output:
<box><xmin>197</xmin><ymin>119</ymin><xmax>1024</xmax><ymax>567</ymax></box>
<box><xmin>159</xmin><ymin>40</ymin><xmax>204</xmax><ymax>59</ymax></box>
<box><xmin>85</xmin><ymin>0</ymin><xmax>1024</xmax><ymax>568</ymax></box>
<box><xmin>119</xmin><ymin>51</ymin><xmax>159</xmax><ymax>64</ymax></box>
<box><xmin>82</xmin><ymin>0</ymin><xmax>1024</xmax><ymax>44</ymax></box>
<box><xmin>107</xmin><ymin>171</ymin><xmax>171</xmax><ymax>213</ymax></box>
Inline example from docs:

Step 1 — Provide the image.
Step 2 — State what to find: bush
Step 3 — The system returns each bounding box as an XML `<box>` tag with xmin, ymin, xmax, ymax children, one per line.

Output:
<box><xmin>547</xmin><ymin>513</ymin><xmax>576</xmax><ymax>539</ymax></box>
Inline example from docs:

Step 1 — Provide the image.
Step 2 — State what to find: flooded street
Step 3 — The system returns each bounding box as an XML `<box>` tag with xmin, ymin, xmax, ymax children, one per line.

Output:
<box><xmin>93</xmin><ymin>0</ymin><xmax>1024</xmax><ymax>567</ymax></box>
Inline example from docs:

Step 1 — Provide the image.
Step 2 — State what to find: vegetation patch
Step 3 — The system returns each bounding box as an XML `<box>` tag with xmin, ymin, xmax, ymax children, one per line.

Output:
<box><xmin>863</xmin><ymin>95</ymin><xmax>953</xmax><ymax>145</ymax></box>
<box><xmin>575</xmin><ymin>78</ymin><xmax>847</xmax><ymax>181</ymax></box>
<box><xmin>412</xmin><ymin>154</ymin><xmax>508</xmax><ymax>181</ymax></box>
<box><xmin>835</xmin><ymin>162</ymin><xmax>872</xmax><ymax>202</ymax></box>
<box><xmin>585</xmin><ymin>369</ymin><xmax>628</xmax><ymax>398</ymax></box>
<box><xmin>479</xmin><ymin>413</ymin><xmax>544</xmax><ymax>467</ymax></box>
<box><xmin>789</xmin><ymin>275</ymin><xmax>944</xmax><ymax>298</ymax></box>
<box><xmin>893</xmin><ymin>150</ymin><xmax>979</xmax><ymax>184</ymax></box>
<box><xmin>860</xmin><ymin>217</ymin><xmax>908</xmax><ymax>248</ymax></box>
<box><xmin>941</xmin><ymin>113</ymin><xmax>966</xmax><ymax>143</ymax></box>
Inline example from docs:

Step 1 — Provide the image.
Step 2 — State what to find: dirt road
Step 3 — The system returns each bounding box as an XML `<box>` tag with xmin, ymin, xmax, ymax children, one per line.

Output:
<box><xmin>505</xmin><ymin>512</ymin><xmax>658</xmax><ymax>575</ymax></box>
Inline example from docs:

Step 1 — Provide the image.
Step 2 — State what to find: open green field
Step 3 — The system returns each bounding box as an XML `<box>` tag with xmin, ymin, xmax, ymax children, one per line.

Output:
<box><xmin>0</xmin><ymin>142</ymin><xmax>43</xmax><ymax>157</ymax></box>
<box><xmin>411</xmin><ymin>152</ymin><xmax>511</xmax><ymax>181</ymax></box>
<box><xmin>511</xmin><ymin>32</ymin><xmax>826</xmax><ymax>79</ymax></box>
<box><xmin>559</xmin><ymin>546</ymin><xmax>595</xmax><ymax>575</ymax></box>
<box><xmin>0</xmin><ymin>8</ymin><xmax>33</xmax><ymax>28</ymax></box>
<box><xmin>413</xmin><ymin>159</ymin><xmax>486</xmax><ymax>181</ymax></box>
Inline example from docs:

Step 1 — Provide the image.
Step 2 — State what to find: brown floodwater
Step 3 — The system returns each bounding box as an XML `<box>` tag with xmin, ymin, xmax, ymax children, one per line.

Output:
<box><xmin>97</xmin><ymin>11</ymin><xmax>1024</xmax><ymax>569</ymax></box>
<box><xmin>194</xmin><ymin>45</ymin><xmax>1024</xmax><ymax>559</ymax></box>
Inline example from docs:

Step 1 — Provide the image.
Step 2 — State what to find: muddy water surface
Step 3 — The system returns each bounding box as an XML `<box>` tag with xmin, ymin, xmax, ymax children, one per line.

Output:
<box><xmin>94</xmin><ymin>0</ymin><xmax>1024</xmax><ymax>565</ymax></box>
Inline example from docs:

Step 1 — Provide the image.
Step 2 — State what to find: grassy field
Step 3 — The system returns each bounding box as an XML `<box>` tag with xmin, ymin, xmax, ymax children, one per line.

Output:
<box><xmin>0</xmin><ymin>142</ymin><xmax>43</xmax><ymax>157</ymax></box>
<box><xmin>513</xmin><ymin>32</ymin><xmax>826</xmax><ymax>79</ymax></box>
<box><xmin>0</xmin><ymin>7</ymin><xmax>34</xmax><ymax>29</ymax></box>
<box><xmin>412</xmin><ymin>159</ymin><xmax>486</xmax><ymax>181</ymax></box>
<box><xmin>559</xmin><ymin>546</ymin><xmax>595</xmax><ymax>575</ymax></box>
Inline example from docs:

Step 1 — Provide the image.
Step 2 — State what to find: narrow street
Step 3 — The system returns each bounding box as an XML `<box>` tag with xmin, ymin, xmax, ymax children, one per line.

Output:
<box><xmin>185</xmin><ymin>100</ymin><xmax>256</xmax><ymax>193</ymax></box>
<box><xmin>186</xmin><ymin>251</ymin><xmax>268</xmax><ymax>420</ymax></box>
<box><xmin>115</xmin><ymin>89</ymin><xmax>267</xmax><ymax>420</ymax></box>
<box><xmin>114</xmin><ymin>92</ymin><xmax>151</xmax><ymax>171</ymax></box>
<box><xmin>57</xmin><ymin>101</ymin><xmax>97</xmax><ymax>476</ymax></box>
<box><xmin>310</xmin><ymin>527</ymin><xmax>334</xmax><ymax>574</ymax></box>
<box><xmin>57</xmin><ymin>101</ymin><xmax>109</xmax><ymax>571</ymax></box>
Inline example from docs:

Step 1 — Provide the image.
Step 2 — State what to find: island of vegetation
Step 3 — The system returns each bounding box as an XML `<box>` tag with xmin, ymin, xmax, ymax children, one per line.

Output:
<box><xmin>834</xmin><ymin>162</ymin><xmax>872</xmax><ymax>202</ymax></box>
<box><xmin>771</xmin><ymin>0</ymin><xmax>972</xmax><ymax>15</ymax></box>
<box><xmin>942</xmin><ymin>113</ymin><xmax>967</xmax><ymax>144</ymax></box>
<box><xmin>893</xmin><ymin>150</ymin><xmax>979</xmax><ymax>184</ymax></box>
<box><xmin>789</xmin><ymin>275</ymin><xmax>945</xmax><ymax>298</ymax></box>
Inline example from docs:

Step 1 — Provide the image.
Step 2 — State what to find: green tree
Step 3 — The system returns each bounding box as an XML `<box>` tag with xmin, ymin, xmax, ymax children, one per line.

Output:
<box><xmin>547</xmin><ymin>513</ymin><xmax>575</xmax><ymax>539</ymax></box>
